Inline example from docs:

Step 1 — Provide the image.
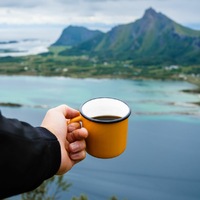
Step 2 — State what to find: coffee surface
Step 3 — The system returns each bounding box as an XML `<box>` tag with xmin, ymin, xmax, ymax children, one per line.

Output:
<box><xmin>92</xmin><ymin>115</ymin><xmax>121</xmax><ymax>121</ymax></box>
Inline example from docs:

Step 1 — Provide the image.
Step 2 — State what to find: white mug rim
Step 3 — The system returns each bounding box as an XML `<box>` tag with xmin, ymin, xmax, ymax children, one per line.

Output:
<box><xmin>79</xmin><ymin>97</ymin><xmax>131</xmax><ymax>124</ymax></box>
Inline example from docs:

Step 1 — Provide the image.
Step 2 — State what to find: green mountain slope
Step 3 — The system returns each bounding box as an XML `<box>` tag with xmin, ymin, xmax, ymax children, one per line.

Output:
<box><xmin>59</xmin><ymin>8</ymin><xmax>200</xmax><ymax>65</ymax></box>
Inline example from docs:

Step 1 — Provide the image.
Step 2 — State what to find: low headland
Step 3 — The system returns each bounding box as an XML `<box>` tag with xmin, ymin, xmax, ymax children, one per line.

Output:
<box><xmin>0</xmin><ymin>46</ymin><xmax>199</xmax><ymax>84</ymax></box>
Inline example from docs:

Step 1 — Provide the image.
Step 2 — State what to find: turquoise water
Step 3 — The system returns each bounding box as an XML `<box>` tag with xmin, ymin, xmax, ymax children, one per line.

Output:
<box><xmin>1</xmin><ymin>76</ymin><xmax>200</xmax><ymax>200</ymax></box>
<box><xmin>0</xmin><ymin>75</ymin><xmax>200</xmax><ymax>122</ymax></box>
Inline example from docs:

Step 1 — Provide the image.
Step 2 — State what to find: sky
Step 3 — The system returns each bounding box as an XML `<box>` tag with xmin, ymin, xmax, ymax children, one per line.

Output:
<box><xmin>0</xmin><ymin>0</ymin><xmax>199</xmax><ymax>42</ymax></box>
<box><xmin>0</xmin><ymin>0</ymin><xmax>200</xmax><ymax>32</ymax></box>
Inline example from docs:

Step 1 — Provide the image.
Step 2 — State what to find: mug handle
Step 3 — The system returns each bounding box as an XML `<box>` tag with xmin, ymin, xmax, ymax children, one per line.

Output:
<box><xmin>68</xmin><ymin>115</ymin><xmax>82</xmax><ymax>124</ymax></box>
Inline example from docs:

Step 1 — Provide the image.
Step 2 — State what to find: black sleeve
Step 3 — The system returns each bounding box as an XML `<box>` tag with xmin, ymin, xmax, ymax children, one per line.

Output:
<box><xmin>0</xmin><ymin>112</ymin><xmax>61</xmax><ymax>199</ymax></box>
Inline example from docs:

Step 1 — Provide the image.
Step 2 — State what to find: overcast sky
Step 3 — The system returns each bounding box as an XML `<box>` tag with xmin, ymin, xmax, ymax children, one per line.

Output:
<box><xmin>0</xmin><ymin>0</ymin><xmax>200</xmax><ymax>31</ymax></box>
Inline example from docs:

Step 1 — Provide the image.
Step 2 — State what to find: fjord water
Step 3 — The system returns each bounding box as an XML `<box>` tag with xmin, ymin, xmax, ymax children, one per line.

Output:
<box><xmin>1</xmin><ymin>76</ymin><xmax>200</xmax><ymax>200</ymax></box>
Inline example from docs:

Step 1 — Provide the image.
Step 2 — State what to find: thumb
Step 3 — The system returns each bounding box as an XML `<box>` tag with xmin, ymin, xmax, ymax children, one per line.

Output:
<box><xmin>55</xmin><ymin>104</ymin><xmax>80</xmax><ymax>119</ymax></box>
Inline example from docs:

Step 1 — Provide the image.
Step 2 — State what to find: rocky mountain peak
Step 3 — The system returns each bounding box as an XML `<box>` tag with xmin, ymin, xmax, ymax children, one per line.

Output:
<box><xmin>144</xmin><ymin>7</ymin><xmax>157</xmax><ymax>17</ymax></box>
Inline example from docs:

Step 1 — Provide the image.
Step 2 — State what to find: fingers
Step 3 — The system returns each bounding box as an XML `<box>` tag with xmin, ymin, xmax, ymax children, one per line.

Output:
<box><xmin>67</xmin><ymin>122</ymin><xmax>88</xmax><ymax>162</ymax></box>
<box><xmin>70</xmin><ymin>150</ymin><xmax>86</xmax><ymax>161</ymax></box>
<box><xmin>67</xmin><ymin>122</ymin><xmax>81</xmax><ymax>133</ymax></box>
<box><xmin>69</xmin><ymin>140</ymin><xmax>86</xmax><ymax>152</ymax></box>
<box><xmin>67</xmin><ymin>124</ymin><xmax>88</xmax><ymax>143</ymax></box>
<box><xmin>68</xmin><ymin>136</ymin><xmax>87</xmax><ymax>162</ymax></box>
<box><xmin>65</xmin><ymin>139</ymin><xmax>87</xmax><ymax>161</ymax></box>
<box><xmin>69</xmin><ymin>140</ymin><xmax>87</xmax><ymax>160</ymax></box>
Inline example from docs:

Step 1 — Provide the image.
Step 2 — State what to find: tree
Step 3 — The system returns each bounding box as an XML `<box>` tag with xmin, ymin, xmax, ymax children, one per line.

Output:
<box><xmin>71</xmin><ymin>194</ymin><xmax>88</xmax><ymax>200</ymax></box>
<box><xmin>21</xmin><ymin>175</ymin><xmax>71</xmax><ymax>200</ymax></box>
<box><xmin>21</xmin><ymin>176</ymin><xmax>121</xmax><ymax>200</ymax></box>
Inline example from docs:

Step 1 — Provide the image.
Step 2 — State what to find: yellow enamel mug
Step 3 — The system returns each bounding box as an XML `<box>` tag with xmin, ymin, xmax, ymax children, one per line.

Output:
<box><xmin>70</xmin><ymin>97</ymin><xmax>131</xmax><ymax>159</ymax></box>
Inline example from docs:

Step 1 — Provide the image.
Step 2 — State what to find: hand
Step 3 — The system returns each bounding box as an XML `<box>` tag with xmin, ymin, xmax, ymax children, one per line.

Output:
<box><xmin>40</xmin><ymin>105</ymin><xmax>88</xmax><ymax>175</ymax></box>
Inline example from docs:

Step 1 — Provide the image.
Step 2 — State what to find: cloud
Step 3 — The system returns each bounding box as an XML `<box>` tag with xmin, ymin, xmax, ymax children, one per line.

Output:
<box><xmin>0</xmin><ymin>0</ymin><xmax>199</xmax><ymax>31</ymax></box>
<box><xmin>0</xmin><ymin>0</ymin><xmax>43</xmax><ymax>8</ymax></box>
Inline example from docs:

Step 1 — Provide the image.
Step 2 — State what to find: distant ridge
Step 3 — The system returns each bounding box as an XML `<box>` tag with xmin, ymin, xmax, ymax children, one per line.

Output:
<box><xmin>54</xmin><ymin>8</ymin><xmax>200</xmax><ymax>65</ymax></box>
<box><xmin>52</xmin><ymin>25</ymin><xmax>104</xmax><ymax>46</ymax></box>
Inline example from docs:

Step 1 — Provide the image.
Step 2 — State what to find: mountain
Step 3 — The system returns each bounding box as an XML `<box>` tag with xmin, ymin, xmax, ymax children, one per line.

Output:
<box><xmin>52</xmin><ymin>25</ymin><xmax>104</xmax><ymax>46</ymax></box>
<box><xmin>58</xmin><ymin>8</ymin><xmax>200</xmax><ymax>65</ymax></box>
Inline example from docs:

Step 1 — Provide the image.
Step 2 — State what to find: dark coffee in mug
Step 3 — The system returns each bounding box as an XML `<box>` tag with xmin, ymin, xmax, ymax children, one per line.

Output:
<box><xmin>92</xmin><ymin>115</ymin><xmax>121</xmax><ymax>121</ymax></box>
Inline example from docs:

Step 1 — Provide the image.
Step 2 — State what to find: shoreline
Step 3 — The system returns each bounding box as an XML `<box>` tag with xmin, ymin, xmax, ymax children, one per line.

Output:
<box><xmin>0</xmin><ymin>74</ymin><xmax>200</xmax><ymax>108</ymax></box>
<box><xmin>0</xmin><ymin>46</ymin><xmax>199</xmax><ymax>90</ymax></box>
<box><xmin>0</xmin><ymin>72</ymin><xmax>200</xmax><ymax>90</ymax></box>
<box><xmin>0</xmin><ymin>72</ymin><xmax>199</xmax><ymax>87</ymax></box>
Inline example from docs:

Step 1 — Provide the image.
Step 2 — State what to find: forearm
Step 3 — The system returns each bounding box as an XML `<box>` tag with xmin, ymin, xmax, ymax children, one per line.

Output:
<box><xmin>0</xmin><ymin>112</ymin><xmax>61</xmax><ymax>199</ymax></box>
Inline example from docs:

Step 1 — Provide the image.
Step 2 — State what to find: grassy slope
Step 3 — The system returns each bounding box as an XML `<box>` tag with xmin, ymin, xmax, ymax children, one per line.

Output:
<box><xmin>0</xmin><ymin>46</ymin><xmax>199</xmax><ymax>83</ymax></box>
